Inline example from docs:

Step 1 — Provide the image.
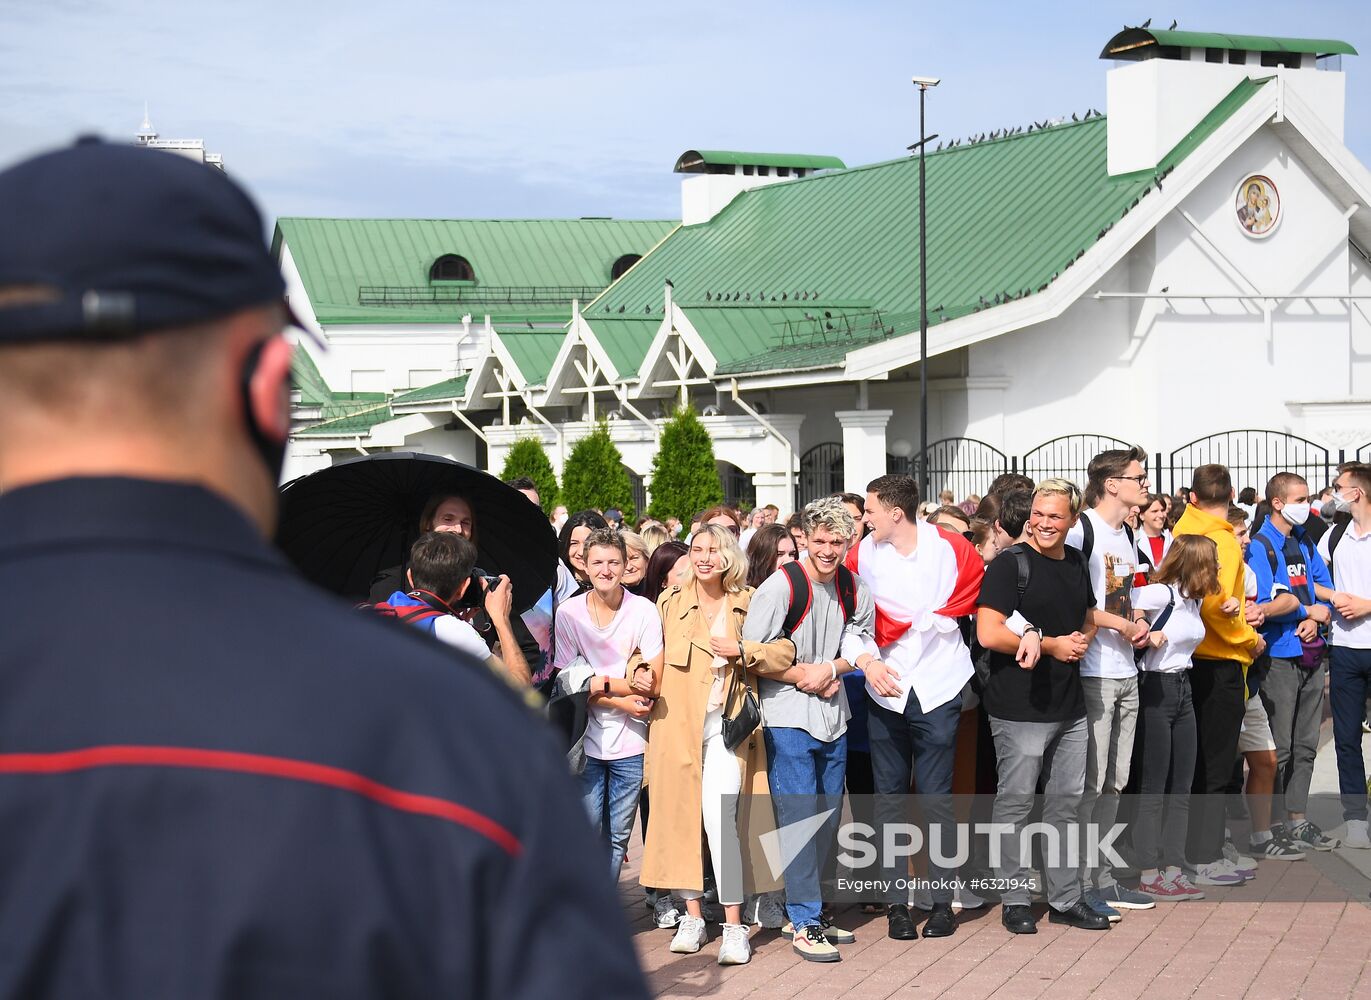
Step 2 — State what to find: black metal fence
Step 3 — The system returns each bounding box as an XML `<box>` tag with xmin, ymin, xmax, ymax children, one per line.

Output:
<box><xmin>798</xmin><ymin>442</ymin><xmax>844</xmax><ymax>509</ymax></box>
<box><xmin>624</xmin><ymin>466</ymin><xmax>647</xmax><ymax>518</ymax></box>
<box><xmin>1020</xmin><ymin>434</ymin><xmax>1132</xmax><ymax>490</ymax></box>
<box><xmin>1168</xmin><ymin>430</ymin><xmax>1337</xmax><ymax>498</ymax></box>
<box><xmin>358</xmin><ymin>284</ymin><xmax>603</xmax><ymax>307</ymax></box>
<box><xmin>784</xmin><ymin>431</ymin><xmax>1369</xmax><ymax>509</ymax></box>
<box><xmin>895</xmin><ymin>438</ymin><xmax>1009</xmax><ymax>501</ymax></box>
<box><xmin>717</xmin><ymin>461</ymin><xmax>758</xmax><ymax>510</ymax></box>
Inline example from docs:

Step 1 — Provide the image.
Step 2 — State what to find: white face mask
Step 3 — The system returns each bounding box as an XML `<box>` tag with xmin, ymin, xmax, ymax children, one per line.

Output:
<box><xmin>1281</xmin><ymin>501</ymin><xmax>1311</xmax><ymax>526</ymax></box>
<box><xmin>1332</xmin><ymin>490</ymin><xmax>1356</xmax><ymax>513</ymax></box>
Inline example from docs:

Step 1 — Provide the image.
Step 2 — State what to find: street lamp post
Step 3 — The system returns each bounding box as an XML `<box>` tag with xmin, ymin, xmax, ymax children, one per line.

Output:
<box><xmin>912</xmin><ymin>75</ymin><xmax>939</xmax><ymax>501</ymax></box>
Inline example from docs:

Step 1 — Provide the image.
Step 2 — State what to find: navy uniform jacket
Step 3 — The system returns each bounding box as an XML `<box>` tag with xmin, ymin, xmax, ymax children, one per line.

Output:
<box><xmin>0</xmin><ymin>478</ymin><xmax>648</xmax><ymax>1000</ymax></box>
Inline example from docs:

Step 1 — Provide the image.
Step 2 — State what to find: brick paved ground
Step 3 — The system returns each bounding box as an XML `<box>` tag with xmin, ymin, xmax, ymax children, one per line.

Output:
<box><xmin>624</xmin><ymin>723</ymin><xmax>1371</xmax><ymax>999</ymax></box>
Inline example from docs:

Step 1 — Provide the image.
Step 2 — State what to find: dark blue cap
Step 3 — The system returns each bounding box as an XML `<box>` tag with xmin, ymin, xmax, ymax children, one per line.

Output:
<box><xmin>0</xmin><ymin>137</ymin><xmax>295</xmax><ymax>342</ymax></box>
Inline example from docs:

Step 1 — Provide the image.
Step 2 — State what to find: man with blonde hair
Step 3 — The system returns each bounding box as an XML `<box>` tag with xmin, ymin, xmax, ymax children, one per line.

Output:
<box><xmin>976</xmin><ymin>480</ymin><xmax>1110</xmax><ymax>935</ymax></box>
<box><xmin>744</xmin><ymin>497</ymin><xmax>877</xmax><ymax>963</ymax></box>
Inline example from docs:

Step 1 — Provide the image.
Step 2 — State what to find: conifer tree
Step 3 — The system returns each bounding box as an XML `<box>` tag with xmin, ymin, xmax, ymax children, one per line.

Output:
<box><xmin>561</xmin><ymin>420</ymin><xmax>635</xmax><ymax>517</ymax></box>
<box><xmin>648</xmin><ymin>405</ymin><xmax>723</xmax><ymax>524</ymax></box>
<box><xmin>499</xmin><ymin>437</ymin><xmax>559</xmax><ymax>514</ymax></box>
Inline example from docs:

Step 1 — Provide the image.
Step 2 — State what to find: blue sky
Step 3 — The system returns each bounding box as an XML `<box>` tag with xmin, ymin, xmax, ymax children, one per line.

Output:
<box><xmin>1</xmin><ymin>1</ymin><xmax>1366</xmax><ymax>224</ymax></box>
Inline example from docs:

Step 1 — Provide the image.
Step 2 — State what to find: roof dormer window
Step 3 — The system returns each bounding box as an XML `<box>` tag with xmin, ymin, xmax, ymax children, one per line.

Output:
<box><xmin>429</xmin><ymin>254</ymin><xmax>474</xmax><ymax>282</ymax></box>
<box><xmin>610</xmin><ymin>254</ymin><xmax>642</xmax><ymax>281</ymax></box>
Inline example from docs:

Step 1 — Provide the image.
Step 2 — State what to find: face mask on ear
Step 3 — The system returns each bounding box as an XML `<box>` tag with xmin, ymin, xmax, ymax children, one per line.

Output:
<box><xmin>1280</xmin><ymin>501</ymin><xmax>1311</xmax><ymax>527</ymax></box>
<box><xmin>239</xmin><ymin>339</ymin><xmax>287</xmax><ymax>484</ymax></box>
<box><xmin>1331</xmin><ymin>490</ymin><xmax>1357</xmax><ymax>513</ymax></box>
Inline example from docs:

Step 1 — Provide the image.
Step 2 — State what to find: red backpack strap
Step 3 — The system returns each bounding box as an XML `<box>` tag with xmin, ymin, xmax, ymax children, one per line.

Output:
<box><xmin>780</xmin><ymin>560</ymin><xmax>813</xmax><ymax>639</ymax></box>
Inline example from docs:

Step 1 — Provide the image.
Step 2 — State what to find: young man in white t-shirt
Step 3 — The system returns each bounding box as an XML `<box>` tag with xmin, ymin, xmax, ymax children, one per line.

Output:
<box><xmin>1064</xmin><ymin>446</ymin><xmax>1154</xmax><ymax>915</ymax></box>
<box><xmin>1318</xmin><ymin>463</ymin><xmax>1371</xmax><ymax>848</ymax></box>
<box><xmin>552</xmin><ymin>528</ymin><xmax>665</xmax><ymax>880</ymax></box>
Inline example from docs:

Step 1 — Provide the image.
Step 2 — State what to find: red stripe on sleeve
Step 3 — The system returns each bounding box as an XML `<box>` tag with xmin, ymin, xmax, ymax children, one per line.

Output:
<box><xmin>0</xmin><ymin>745</ymin><xmax>522</xmax><ymax>857</ymax></box>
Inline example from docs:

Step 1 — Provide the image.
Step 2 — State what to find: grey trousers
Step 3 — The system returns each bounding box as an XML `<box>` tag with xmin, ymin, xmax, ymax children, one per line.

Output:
<box><xmin>989</xmin><ymin>714</ymin><xmax>1088</xmax><ymax>911</ymax></box>
<box><xmin>1263</xmin><ymin>657</ymin><xmax>1325</xmax><ymax>817</ymax></box>
<box><xmin>1078</xmin><ymin>675</ymin><xmax>1139</xmax><ymax>889</ymax></box>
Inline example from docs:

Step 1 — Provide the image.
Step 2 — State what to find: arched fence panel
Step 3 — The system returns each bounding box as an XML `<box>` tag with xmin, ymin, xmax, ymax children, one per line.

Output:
<box><xmin>903</xmin><ymin>438</ymin><xmax>1009</xmax><ymax>502</ymax></box>
<box><xmin>716</xmin><ymin>460</ymin><xmax>757</xmax><ymax>510</ymax></box>
<box><xmin>798</xmin><ymin>443</ymin><xmax>843</xmax><ymax>511</ymax></box>
<box><xmin>1169</xmin><ymin>430</ymin><xmax>1334</xmax><ymax>498</ymax></box>
<box><xmin>1020</xmin><ymin>434</ymin><xmax>1132</xmax><ymax>491</ymax></box>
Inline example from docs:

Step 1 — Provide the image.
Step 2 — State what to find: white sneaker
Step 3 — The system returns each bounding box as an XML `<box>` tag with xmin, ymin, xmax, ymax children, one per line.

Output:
<box><xmin>670</xmin><ymin>915</ymin><xmax>708</xmax><ymax>954</ymax></box>
<box><xmin>1343</xmin><ymin>819</ymin><xmax>1371</xmax><ymax>849</ymax></box>
<box><xmin>717</xmin><ymin>923</ymin><xmax>752</xmax><ymax>966</ymax></box>
<box><xmin>1193</xmin><ymin>861</ymin><xmax>1245</xmax><ymax>886</ymax></box>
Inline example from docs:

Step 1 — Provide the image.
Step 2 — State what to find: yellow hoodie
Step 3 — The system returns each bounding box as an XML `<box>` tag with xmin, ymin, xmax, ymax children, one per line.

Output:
<box><xmin>1173</xmin><ymin>503</ymin><xmax>1260</xmax><ymax>666</ymax></box>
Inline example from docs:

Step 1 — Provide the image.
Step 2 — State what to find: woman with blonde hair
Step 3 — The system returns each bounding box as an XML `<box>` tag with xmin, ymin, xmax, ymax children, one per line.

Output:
<box><xmin>1131</xmin><ymin>533</ymin><xmax>1225</xmax><ymax>899</ymax></box>
<box><xmin>620</xmin><ymin>530</ymin><xmax>650</xmax><ymax>595</ymax></box>
<box><xmin>638</xmin><ymin>524</ymin><xmax>793</xmax><ymax>966</ymax></box>
<box><xmin>640</xmin><ymin>522</ymin><xmax>671</xmax><ymax>555</ymax></box>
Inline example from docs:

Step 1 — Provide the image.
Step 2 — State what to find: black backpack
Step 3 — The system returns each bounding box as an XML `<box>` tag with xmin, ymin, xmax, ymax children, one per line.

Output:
<box><xmin>971</xmin><ymin>543</ymin><xmax>1035</xmax><ymax>689</ymax></box>
<box><xmin>778</xmin><ymin>561</ymin><xmax>857</xmax><ymax>640</ymax></box>
<box><xmin>1327</xmin><ymin>520</ymin><xmax>1350</xmax><ymax>586</ymax></box>
<box><xmin>1077</xmin><ymin>512</ymin><xmax>1134</xmax><ymax>570</ymax></box>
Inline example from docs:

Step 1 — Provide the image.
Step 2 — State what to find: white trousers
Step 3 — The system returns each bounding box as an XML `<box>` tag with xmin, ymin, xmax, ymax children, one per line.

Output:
<box><xmin>676</xmin><ymin>708</ymin><xmax>745</xmax><ymax>906</ymax></box>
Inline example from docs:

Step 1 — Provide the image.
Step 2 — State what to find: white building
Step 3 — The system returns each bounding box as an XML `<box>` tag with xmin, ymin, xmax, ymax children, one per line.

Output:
<box><xmin>133</xmin><ymin>109</ymin><xmax>224</xmax><ymax>170</ymax></box>
<box><xmin>279</xmin><ymin>27</ymin><xmax>1370</xmax><ymax>509</ymax></box>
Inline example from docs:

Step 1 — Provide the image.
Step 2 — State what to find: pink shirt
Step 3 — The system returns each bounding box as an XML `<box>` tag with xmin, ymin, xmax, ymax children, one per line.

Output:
<box><xmin>553</xmin><ymin>589</ymin><xmax>664</xmax><ymax>761</ymax></box>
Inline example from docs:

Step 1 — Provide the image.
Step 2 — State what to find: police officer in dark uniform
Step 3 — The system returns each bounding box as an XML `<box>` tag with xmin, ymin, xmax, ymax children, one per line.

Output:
<box><xmin>0</xmin><ymin>140</ymin><xmax>648</xmax><ymax>1000</ymax></box>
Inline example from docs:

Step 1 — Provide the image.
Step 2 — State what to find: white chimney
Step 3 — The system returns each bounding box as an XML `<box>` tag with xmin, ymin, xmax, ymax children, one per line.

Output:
<box><xmin>1102</xmin><ymin>28</ymin><xmax>1350</xmax><ymax>176</ymax></box>
<box><xmin>674</xmin><ymin>150</ymin><xmax>845</xmax><ymax>225</ymax></box>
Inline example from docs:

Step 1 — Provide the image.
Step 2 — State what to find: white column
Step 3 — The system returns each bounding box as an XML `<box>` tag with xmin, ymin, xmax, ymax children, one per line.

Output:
<box><xmin>835</xmin><ymin>409</ymin><xmax>893</xmax><ymax>495</ymax></box>
<box><xmin>751</xmin><ymin>472</ymin><xmax>792</xmax><ymax>515</ymax></box>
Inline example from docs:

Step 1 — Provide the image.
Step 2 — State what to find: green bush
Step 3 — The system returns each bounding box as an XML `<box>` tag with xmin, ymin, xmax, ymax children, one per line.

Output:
<box><xmin>499</xmin><ymin>437</ymin><xmax>559</xmax><ymax>514</ymax></box>
<box><xmin>561</xmin><ymin>420</ymin><xmax>635</xmax><ymax>517</ymax></box>
<box><xmin>648</xmin><ymin>405</ymin><xmax>723</xmax><ymax>524</ymax></box>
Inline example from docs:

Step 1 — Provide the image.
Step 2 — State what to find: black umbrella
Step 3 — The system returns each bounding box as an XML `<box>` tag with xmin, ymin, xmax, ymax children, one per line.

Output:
<box><xmin>276</xmin><ymin>452</ymin><xmax>556</xmax><ymax>612</ymax></box>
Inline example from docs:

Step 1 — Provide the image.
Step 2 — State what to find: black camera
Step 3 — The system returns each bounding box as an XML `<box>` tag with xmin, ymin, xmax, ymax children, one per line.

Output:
<box><xmin>456</xmin><ymin>568</ymin><xmax>502</xmax><ymax>608</ymax></box>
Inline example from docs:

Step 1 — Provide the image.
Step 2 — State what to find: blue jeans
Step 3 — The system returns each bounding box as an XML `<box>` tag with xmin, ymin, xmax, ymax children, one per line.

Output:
<box><xmin>868</xmin><ymin>689</ymin><xmax>962</xmax><ymax>905</ymax></box>
<box><xmin>1330</xmin><ymin>647</ymin><xmax>1371</xmax><ymax>821</ymax></box>
<box><xmin>579</xmin><ymin>755</ymin><xmax>644</xmax><ymax>880</ymax></box>
<box><xmin>764</xmin><ymin>727</ymin><xmax>847</xmax><ymax>930</ymax></box>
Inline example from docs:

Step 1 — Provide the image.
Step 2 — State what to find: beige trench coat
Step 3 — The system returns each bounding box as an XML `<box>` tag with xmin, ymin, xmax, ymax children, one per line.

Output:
<box><xmin>638</xmin><ymin>582</ymin><xmax>795</xmax><ymax>895</ymax></box>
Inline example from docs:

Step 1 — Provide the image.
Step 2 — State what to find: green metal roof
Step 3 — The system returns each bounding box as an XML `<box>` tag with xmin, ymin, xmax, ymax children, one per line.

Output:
<box><xmin>1103</xmin><ymin>28</ymin><xmax>1357</xmax><ymax>58</ymax></box>
<box><xmin>274</xmin><ymin>218</ymin><xmax>676</xmax><ymax>326</ymax></box>
<box><xmin>391</xmin><ymin>374</ymin><xmax>469</xmax><ymax>405</ymax></box>
<box><xmin>294</xmin><ymin>399</ymin><xmax>393</xmax><ymax>437</ymax></box>
<box><xmin>291</xmin><ymin>347</ymin><xmax>332</xmax><ymax>406</ymax></box>
<box><xmin>675</xmin><ymin>150</ymin><xmax>847</xmax><ymax>172</ymax></box>
<box><xmin>593</xmin><ymin>78</ymin><xmax>1270</xmax><ymax>376</ymax></box>
<box><xmin>499</xmin><ymin>329</ymin><xmax>566</xmax><ymax>386</ymax></box>
<box><xmin>684</xmin><ymin>306</ymin><xmax>900</xmax><ymax>375</ymax></box>
<box><xmin>584</xmin><ymin>317</ymin><xmax>661</xmax><ymax>375</ymax></box>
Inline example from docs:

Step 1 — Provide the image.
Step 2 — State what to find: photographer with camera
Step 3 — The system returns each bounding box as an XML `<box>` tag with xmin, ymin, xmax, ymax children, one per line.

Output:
<box><xmin>379</xmin><ymin>531</ymin><xmax>531</xmax><ymax>687</ymax></box>
<box><xmin>370</xmin><ymin>491</ymin><xmax>543</xmax><ymax>681</ymax></box>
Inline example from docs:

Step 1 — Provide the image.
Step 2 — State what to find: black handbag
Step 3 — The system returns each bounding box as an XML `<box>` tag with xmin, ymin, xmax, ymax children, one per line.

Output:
<box><xmin>721</xmin><ymin>659</ymin><xmax>761</xmax><ymax>751</ymax></box>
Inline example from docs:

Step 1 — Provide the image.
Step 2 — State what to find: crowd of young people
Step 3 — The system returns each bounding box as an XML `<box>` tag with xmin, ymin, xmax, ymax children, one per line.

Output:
<box><xmin>384</xmin><ymin>455</ymin><xmax>1371</xmax><ymax>968</ymax></box>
